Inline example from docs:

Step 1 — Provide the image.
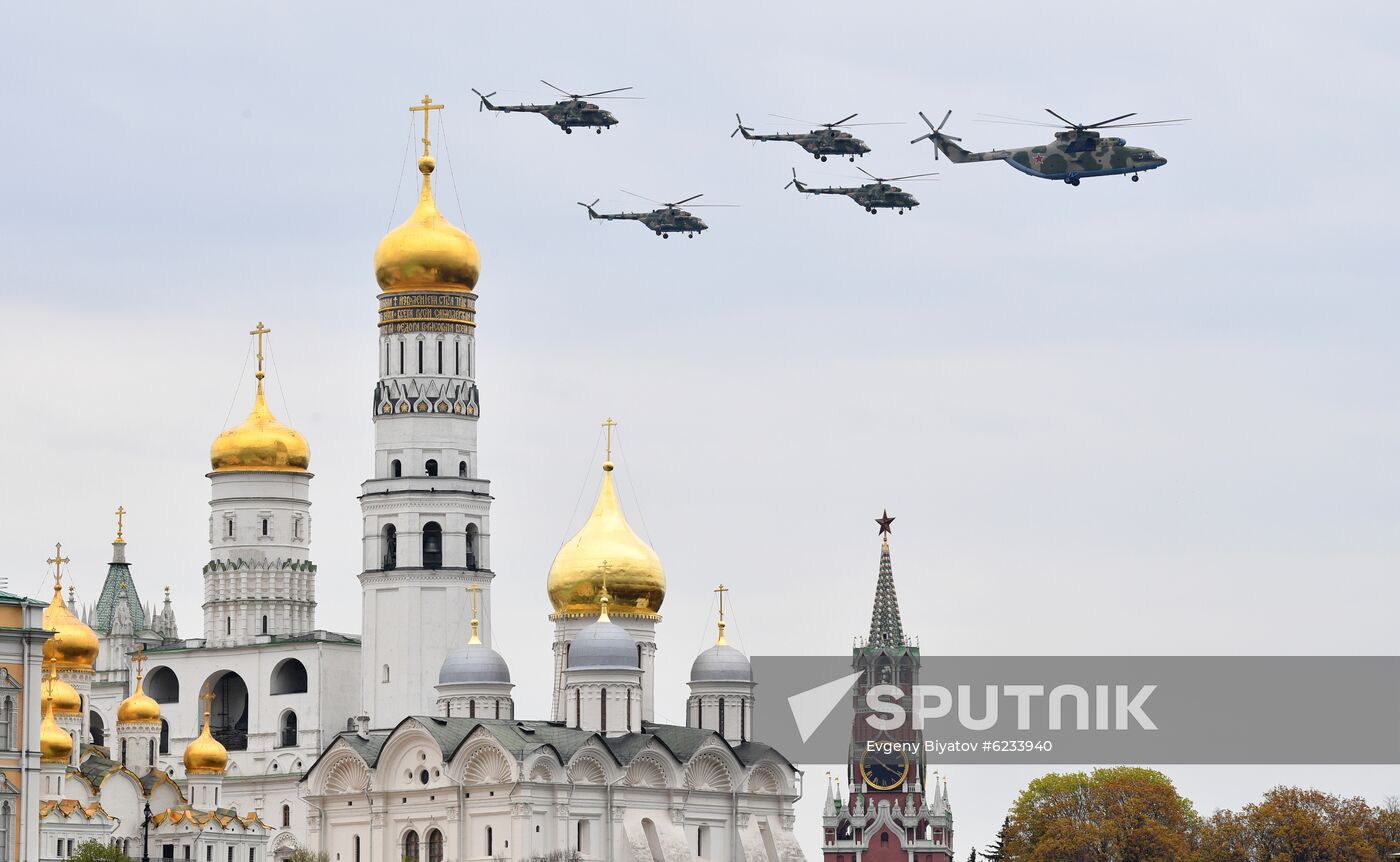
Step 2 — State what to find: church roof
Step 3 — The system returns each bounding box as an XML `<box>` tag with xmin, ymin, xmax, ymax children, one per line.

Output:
<box><xmin>39</xmin><ymin>799</ymin><xmax>114</xmax><ymax>821</ymax></box>
<box><xmin>143</xmin><ymin>629</ymin><xmax>360</xmax><ymax>654</ymax></box>
<box><xmin>306</xmin><ymin>716</ymin><xmax>788</xmax><ymax>781</ymax></box>
<box><xmin>91</xmin><ymin>559</ymin><xmax>145</xmax><ymax>634</ymax></box>
<box><xmin>73</xmin><ymin>751</ymin><xmax>180</xmax><ymax>799</ymax></box>
<box><xmin>150</xmin><ymin>805</ymin><xmax>267</xmax><ymax>831</ymax></box>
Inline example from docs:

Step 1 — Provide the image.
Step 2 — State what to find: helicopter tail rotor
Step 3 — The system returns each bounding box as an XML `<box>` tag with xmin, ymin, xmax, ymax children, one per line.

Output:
<box><xmin>910</xmin><ymin>110</ymin><xmax>963</xmax><ymax>159</ymax></box>
<box><xmin>732</xmin><ymin>114</ymin><xmax>754</xmax><ymax>139</ymax></box>
<box><xmin>577</xmin><ymin>199</ymin><xmax>600</xmax><ymax>219</ymax></box>
<box><xmin>784</xmin><ymin>168</ymin><xmax>806</xmax><ymax>192</ymax></box>
<box><xmin>471</xmin><ymin>89</ymin><xmax>497</xmax><ymax>112</ymax></box>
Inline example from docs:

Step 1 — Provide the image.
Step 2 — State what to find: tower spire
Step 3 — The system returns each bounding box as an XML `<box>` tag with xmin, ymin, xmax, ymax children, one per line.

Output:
<box><xmin>867</xmin><ymin>511</ymin><xmax>906</xmax><ymax>648</ymax></box>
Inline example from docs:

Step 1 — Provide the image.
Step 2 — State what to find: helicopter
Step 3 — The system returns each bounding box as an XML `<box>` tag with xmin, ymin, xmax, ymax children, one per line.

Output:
<box><xmin>911</xmin><ymin>109</ymin><xmax>1186</xmax><ymax>185</ymax></box>
<box><xmin>731</xmin><ymin>113</ymin><xmax>892</xmax><ymax>161</ymax></box>
<box><xmin>577</xmin><ymin>192</ymin><xmax>736</xmax><ymax>238</ymax></box>
<box><xmin>784</xmin><ymin>167</ymin><xmax>936</xmax><ymax>214</ymax></box>
<box><xmin>471</xmin><ymin>81</ymin><xmax>638</xmax><ymax>133</ymax></box>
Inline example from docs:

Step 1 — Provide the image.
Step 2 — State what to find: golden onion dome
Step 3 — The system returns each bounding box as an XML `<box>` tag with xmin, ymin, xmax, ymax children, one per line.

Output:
<box><xmin>374</xmin><ymin>155</ymin><xmax>480</xmax><ymax>294</ymax></box>
<box><xmin>39</xmin><ymin>700</ymin><xmax>73</xmax><ymax>764</ymax></box>
<box><xmin>547</xmin><ymin>461</ymin><xmax>665</xmax><ymax>617</ymax></box>
<box><xmin>184</xmin><ymin>698</ymin><xmax>228</xmax><ymax>775</ymax></box>
<box><xmin>42</xmin><ymin>579</ymin><xmax>98</xmax><ymax>671</ymax></box>
<box><xmin>46</xmin><ymin>675</ymin><xmax>82</xmax><ymax>716</ymax></box>
<box><xmin>117</xmin><ymin>674</ymin><xmax>161</xmax><ymax>724</ymax></box>
<box><xmin>209</xmin><ymin>379</ymin><xmax>310</xmax><ymax>473</ymax></box>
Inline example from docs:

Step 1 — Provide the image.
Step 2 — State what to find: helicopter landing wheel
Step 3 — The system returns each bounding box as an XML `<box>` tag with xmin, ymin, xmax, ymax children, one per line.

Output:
<box><xmin>663</xmin><ymin>233</ymin><xmax>670</xmax><ymax>239</ymax></box>
<box><xmin>595</xmin><ymin>128</ymin><xmax>602</xmax><ymax>134</ymax></box>
<box><xmin>1131</xmin><ymin>174</ymin><xmax>1140</xmax><ymax>182</ymax></box>
<box><xmin>1065</xmin><ymin>177</ymin><xmax>1080</xmax><ymax>186</ymax></box>
<box><xmin>564</xmin><ymin>128</ymin><xmax>573</xmax><ymax>134</ymax></box>
<box><xmin>898</xmin><ymin>209</ymin><xmax>905</xmax><ymax>215</ymax></box>
<box><xmin>688</xmin><ymin>233</ymin><xmax>694</xmax><ymax>239</ymax></box>
<box><xmin>850</xmin><ymin>156</ymin><xmax>856</xmax><ymax>162</ymax></box>
<box><xmin>820</xmin><ymin>155</ymin><xmax>828</xmax><ymax>162</ymax></box>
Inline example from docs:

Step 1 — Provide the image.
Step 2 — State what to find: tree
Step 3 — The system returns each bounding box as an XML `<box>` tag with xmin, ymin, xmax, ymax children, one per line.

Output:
<box><xmin>287</xmin><ymin>850</ymin><xmax>330</xmax><ymax>862</ymax></box>
<box><xmin>1195</xmin><ymin>786</ymin><xmax>1399</xmax><ymax>862</ymax></box>
<box><xmin>1002</xmin><ymin>766</ymin><xmax>1200</xmax><ymax>862</ymax></box>
<box><xmin>984</xmin><ymin>815</ymin><xmax>1010</xmax><ymax>860</ymax></box>
<box><xmin>71</xmin><ymin>843</ymin><xmax>133</xmax><ymax>862</ymax></box>
<box><xmin>968</xmin><ymin>850</ymin><xmax>979</xmax><ymax>862</ymax></box>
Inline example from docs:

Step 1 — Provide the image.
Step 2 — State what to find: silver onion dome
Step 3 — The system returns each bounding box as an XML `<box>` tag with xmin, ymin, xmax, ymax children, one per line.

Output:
<box><xmin>690</xmin><ymin>643</ymin><xmax>752</xmax><ymax>682</ymax></box>
<box><xmin>567</xmin><ymin>618</ymin><xmax>639</xmax><ymax>670</ymax></box>
<box><xmin>438</xmin><ymin>642</ymin><xmax>511</xmax><ymax>684</ymax></box>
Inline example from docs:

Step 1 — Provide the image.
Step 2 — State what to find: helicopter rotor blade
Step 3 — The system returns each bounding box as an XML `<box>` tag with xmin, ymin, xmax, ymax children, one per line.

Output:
<box><xmin>977</xmin><ymin>113</ymin><xmax>1062</xmax><ymax>127</ymax></box>
<box><xmin>827</xmin><ymin>113</ymin><xmax>859</xmax><ymax>127</ymax></box>
<box><xmin>1084</xmin><ymin>112</ymin><xmax>1137</xmax><ymax>128</ymax></box>
<box><xmin>856</xmin><ymin>166</ymin><xmax>878</xmax><ymax>181</ymax></box>
<box><xmin>834</xmin><ymin>121</ymin><xmax>904</xmax><ymax>127</ymax></box>
<box><xmin>1094</xmin><ymin>118</ymin><xmax>1191</xmax><ymax>128</ymax></box>
<box><xmin>540</xmin><ymin>80</ymin><xmax>572</xmax><ymax>98</ymax></box>
<box><xmin>579</xmin><ymin>86</ymin><xmax>634</xmax><ymax>98</ymax></box>
<box><xmin>768</xmin><ymin>113</ymin><xmax>820</xmax><ymax>126</ymax></box>
<box><xmin>620</xmin><ymin>189</ymin><xmax>663</xmax><ymax>205</ymax></box>
<box><xmin>936</xmin><ymin>109</ymin><xmax>952</xmax><ymax>132</ymax></box>
<box><xmin>683</xmin><ymin>204</ymin><xmax>740</xmax><ymax>208</ymax></box>
<box><xmin>670</xmin><ymin>194</ymin><xmax>704</xmax><ymax>207</ymax></box>
<box><xmin>882</xmin><ymin>171</ymin><xmax>940</xmax><ymax>181</ymax></box>
<box><xmin>1044</xmin><ymin>108</ymin><xmax>1079</xmax><ymax>127</ymax></box>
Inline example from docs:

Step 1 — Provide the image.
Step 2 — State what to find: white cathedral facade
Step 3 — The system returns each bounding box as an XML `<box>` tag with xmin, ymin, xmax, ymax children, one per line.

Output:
<box><xmin>42</xmin><ymin>98</ymin><xmax>807</xmax><ymax>862</ymax></box>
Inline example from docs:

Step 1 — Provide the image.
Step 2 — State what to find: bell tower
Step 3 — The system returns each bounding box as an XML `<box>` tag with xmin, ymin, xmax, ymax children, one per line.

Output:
<box><xmin>359</xmin><ymin>96</ymin><xmax>495</xmax><ymax>722</ymax></box>
<box><xmin>823</xmin><ymin>513</ymin><xmax>953</xmax><ymax>862</ymax></box>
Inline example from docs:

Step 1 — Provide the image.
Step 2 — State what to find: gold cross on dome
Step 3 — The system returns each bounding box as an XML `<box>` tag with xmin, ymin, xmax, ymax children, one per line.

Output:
<box><xmin>602</xmin><ymin>417</ymin><xmax>618</xmax><ymax>461</ymax></box>
<box><xmin>47</xmin><ymin>543</ymin><xmax>69</xmax><ymax>585</ymax></box>
<box><xmin>132</xmin><ymin>644</ymin><xmax>145</xmax><ymax>676</ymax></box>
<box><xmin>114</xmin><ymin>505</ymin><xmax>126</xmax><ymax>543</ymax></box>
<box><xmin>714</xmin><ymin>583</ymin><xmax>729</xmax><ymax>645</ymax></box>
<box><xmin>249</xmin><ymin>322</ymin><xmax>271</xmax><ymax>381</ymax></box>
<box><xmin>410</xmin><ymin>94</ymin><xmax>444</xmax><ymax>157</ymax></box>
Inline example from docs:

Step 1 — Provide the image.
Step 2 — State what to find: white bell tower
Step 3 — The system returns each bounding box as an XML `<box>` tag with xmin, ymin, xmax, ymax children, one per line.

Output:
<box><xmin>360</xmin><ymin>95</ymin><xmax>495</xmax><ymax>722</ymax></box>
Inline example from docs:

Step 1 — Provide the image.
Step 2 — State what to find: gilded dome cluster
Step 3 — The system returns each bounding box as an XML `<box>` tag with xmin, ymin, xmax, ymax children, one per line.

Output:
<box><xmin>374</xmin><ymin>156</ymin><xmax>480</xmax><ymax>294</ymax></box>
<box><xmin>117</xmin><ymin>665</ymin><xmax>161</xmax><ymax>724</ymax></box>
<box><xmin>184</xmin><ymin>699</ymin><xmax>229</xmax><ymax>775</ymax></box>
<box><xmin>547</xmin><ymin>462</ymin><xmax>666</xmax><ymax>618</ymax></box>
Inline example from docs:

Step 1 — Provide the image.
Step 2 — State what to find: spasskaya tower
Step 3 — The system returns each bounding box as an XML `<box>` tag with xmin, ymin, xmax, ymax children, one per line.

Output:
<box><xmin>821</xmin><ymin>512</ymin><xmax>954</xmax><ymax>862</ymax></box>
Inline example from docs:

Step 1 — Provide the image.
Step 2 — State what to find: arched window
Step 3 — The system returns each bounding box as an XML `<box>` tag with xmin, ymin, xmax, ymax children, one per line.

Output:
<box><xmin>226</xmin><ymin>617</ymin><xmax>231</xmax><ymax>635</ymax></box>
<box><xmin>382</xmin><ymin>665</ymin><xmax>390</xmax><ymax>683</ymax></box>
<box><xmin>417</xmin><ymin>340</ymin><xmax>424</xmax><ymax>373</ymax></box>
<box><xmin>207</xmin><ymin>672</ymin><xmax>250</xmax><ymax>751</ymax></box>
<box><xmin>146</xmin><ymin>667</ymin><xmax>179</xmax><ymax>703</ymax></box>
<box><xmin>279</xmin><ymin>711</ymin><xmax>298</xmax><ymax>748</ymax></box>
<box><xmin>458</xmin><ymin>460</ymin><xmax>467</xmax><ymax>478</ymax></box>
<box><xmin>382</xmin><ymin>524</ymin><xmax>398</xmax><ymax>570</ymax></box>
<box><xmin>718</xmin><ymin>696</ymin><xmax>726</xmax><ymax>737</ymax></box>
<box><xmin>399</xmin><ymin>340</ymin><xmax>405</xmax><ymax>374</ymax></box>
<box><xmin>391</xmin><ymin>459</ymin><xmax>402</xmax><ymax>478</ymax></box>
<box><xmin>403</xmin><ymin>830</ymin><xmax>420</xmax><ymax>862</ymax></box>
<box><xmin>436</xmin><ymin>340</ymin><xmax>443</xmax><ymax>375</ymax></box>
<box><xmin>0</xmin><ymin>696</ymin><xmax>11</xmax><ymax>749</ymax></box>
<box><xmin>88</xmin><ymin>710</ymin><xmax>103</xmax><ymax>747</ymax></box>
<box><xmin>353</xmin><ymin>836</ymin><xmax>360</xmax><ymax>862</ymax></box>
<box><xmin>261</xmin><ymin>518</ymin><xmax>269</xmax><ymax>536</ymax></box>
<box><xmin>422</xmin><ymin>522</ymin><xmax>443</xmax><ymax>569</ymax></box>
<box><xmin>428</xmin><ymin>829</ymin><xmax>444</xmax><ymax>862</ymax></box>
<box><xmin>148</xmin><ymin>739</ymin><xmax>155</xmax><ymax>765</ymax></box>
<box><xmin>281</xmin><ymin>805</ymin><xmax>290</xmax><ymax>828</ymax></box>
<box><xmin>425</xmin><ymin>459</ymin><xmax>438</xmax><ymax>477</ymax></box>
<box><xmin>485</xmin><ymin>826</ymin><xmax>494</xmax><ymax>856</ymax></box>
<box><xmin>159</xmin><ymin>719</ymin><xmax>170</xmax><ymax>754</ymax></box>
<box><xmin>468</xmin><ymin>700</ymin><xmax>475</xmax><ymax>718</ymax></box>
<box><xmin>120</xmin><ymin>738</ymin><xmax>128</xmax><ymax>766</ymax></box>
<box><xmin>261</xmin><ymin>615</ymin><xmax>268</xmax><ymax>635</ymax></box>
<box><xmin>643</xmin><ymin>818</ymin><xmax>666</xmax><ymax>862</ymax></box>
<box><xmin>601</xmin><ymin>687</ymin><xmax>608</xmax><ymax>731</ymax></box>
<box><xmin>465</xmin><ymin>523</ymin><xmax>479</xmax><ymax>570</ymax></box>
<box><xmin>627</xmin><ymin>688</ymin><xmax>633</xmax><ymax>731</ymax></box>
<box><xmin>0</xmin><ymin>801</ymin><xmax>11</xmax><ymax>862</ymax></box>
<box><xmin>573</xmin><ymin>688</ymin><xmax>580</xmax><ymax>728</ymax></box>
<box><xmin>270</xmin><ymin>659</ymin><xmax>308</xmax><ymax>694</ymax></box>
<box><xmin>698</xmin><ymin>824</ymin><xmax>710</xmax><ymax>858</ymax></box>
<box><xmin>741</xmin><ymin>697</ymin><xmax>747</xmax><ymax>741</ymax></box>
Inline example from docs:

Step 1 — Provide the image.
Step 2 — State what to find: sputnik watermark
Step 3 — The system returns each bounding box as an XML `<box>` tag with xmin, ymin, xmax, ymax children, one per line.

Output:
<box><xmin>864</xmin><ymin>683</ymin><xmax>1158</xmax><ymax>732</ymax></box>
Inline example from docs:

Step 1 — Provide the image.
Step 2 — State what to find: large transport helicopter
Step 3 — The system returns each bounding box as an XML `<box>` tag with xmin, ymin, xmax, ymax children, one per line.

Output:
<box><xmin>911</xmin><ymin>109</ymin><xmax>1186</xmax><ymax>185</ymax></box>
<box><xmin>732</xmin><ymin>113</ymin><xmax>895</xmax><ymax>161</ymax></box>
<box><xmin>577</xmin><ymin>192</ymin><xmax>736</xmax><ymax>238</ymax></box>
<box><xmin>471</xmin><ymin>81</ymin><xmax>638</xmax><ymax>133</ymax></box>
<box><xmin>784</xmin><ymin>167</ymin><xmax>936</xmax><ymax>214</ymax></box>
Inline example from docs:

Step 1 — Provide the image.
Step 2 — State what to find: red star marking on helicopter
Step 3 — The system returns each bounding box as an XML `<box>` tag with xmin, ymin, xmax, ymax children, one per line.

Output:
<box><xmin>1034</xmin><ymin>154</ymin><xmax>1044</xmax><ymax>164</ymax></box>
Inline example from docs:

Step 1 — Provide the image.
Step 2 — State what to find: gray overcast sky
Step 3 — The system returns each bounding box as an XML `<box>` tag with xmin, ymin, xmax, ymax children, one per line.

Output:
<box><xmin>3</xmin><ymin>0</ymin><xmax>1398</xmax><ymax>854</ymax></box>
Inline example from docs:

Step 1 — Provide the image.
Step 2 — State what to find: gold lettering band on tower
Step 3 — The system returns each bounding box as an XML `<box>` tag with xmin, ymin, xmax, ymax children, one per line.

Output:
<box><xmin>378</xmin><ymin>291</ymin><xmax>476</xmax><ymax>333</ymax></box>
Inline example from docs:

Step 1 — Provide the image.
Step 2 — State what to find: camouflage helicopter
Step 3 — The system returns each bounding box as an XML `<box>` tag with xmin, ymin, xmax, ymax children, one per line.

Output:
<box><xmin>577</xmin><ymin>192</ymin><xmax>736</xmax><ymax>238</ymax></box>
<box><xmin>732</xmin><ymin>113</ymin><xmax>896</xmax><ymax>161</ymax></box>
<box><xmin>785</xmin><ymin>167</ymin><xmax>937</xmax><ymax>214</ymax></box>
<box><xmin>911</xmin><ymin>108</ymin><xmax>1186</xmax><ymax>185</ymax></box>
<box><xmin>471</xmin><ymin>81</ymin><xmax>638</xmax><ymax>133</ymax></box>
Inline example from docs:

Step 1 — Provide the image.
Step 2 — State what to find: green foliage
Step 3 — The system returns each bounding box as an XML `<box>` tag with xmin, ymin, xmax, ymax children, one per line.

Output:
<box><xmin>286</xmin><ymin>850</ymin><xmax>330</xmax><ymax>862</ymax></box>
<box><xmin>521</xmin><ymin>853</ymin><xmax>582</xmax><ymax>861</ymax></box>
<box><xmin>984</xmin><ymin>815</ymin><xmax>1010</xmax><ymax>860</ymax></box>
<box><xmin>70</xmin><ymin>842</ymin><xmax>132</xmax><ymax>862</ymax></box>
<box><xmin>1003</xmin><ymin>766</ymin><xmax>1201</xmax><ymax>861</ymax></box>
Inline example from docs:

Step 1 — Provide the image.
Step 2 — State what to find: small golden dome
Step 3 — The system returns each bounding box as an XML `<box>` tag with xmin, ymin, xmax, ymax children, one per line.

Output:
<box><xmin>46</xmin><ymin>675</ymin><xmax>82</xmax><ymax>716</ymax></box>
<box><xmin>42</xmin><ymin>580</ymin><xmax>98</xmax><ymax>671</ymax></box>
<box><xmin>547</xmin><ymin>462</ymin><xmax>666</xmax><ymax>617</ymax></box>
<box><xmin>117</xmin><ymin>674</ymin><xmax>161</xmax><ymax>724</ymax></box>
<box><xmin>184</xmin><ymin>701</ymin><xmax>228</xmax><ymax>775</ymax></box>
<box><xmin>40</xmin><ymin>664</ymin><xmax>74</xmax><ymax>764</ymax></box>
<box><xmin>209</xmin><ymin>380</ymin><xmax>310</xmax><ymax>473</ymax></box>
<box><xmin>374</xmin><ymin>156</ymin><xmax>480</xmax><ymax>293</ymax></box>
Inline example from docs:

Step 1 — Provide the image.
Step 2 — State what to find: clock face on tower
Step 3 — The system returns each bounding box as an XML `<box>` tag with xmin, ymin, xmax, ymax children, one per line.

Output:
<box><xmin>859</xmin><ymin>749</ymin><xmax>910</xmax><ymax>791</ymax></box>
